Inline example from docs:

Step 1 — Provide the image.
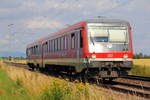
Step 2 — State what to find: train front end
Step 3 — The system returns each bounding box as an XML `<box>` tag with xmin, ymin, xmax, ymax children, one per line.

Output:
<box><xmin>84</xmin><ymin>18</ymin><xmax>133</xmax><ymax>80</ymax></box>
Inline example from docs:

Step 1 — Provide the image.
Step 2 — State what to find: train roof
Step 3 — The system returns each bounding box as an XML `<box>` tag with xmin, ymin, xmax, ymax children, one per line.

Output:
<box><xmin>27</xmin><ymin>21</ymin><xmax>85</xmax><ymax>47</ymax></box>
<box><xmin>27</xmin><ymin>17</ymin><xmax>129</xmax><ymax>48</ymax></box>
<box><xmin>85</xmin><ymin>17</ymin><xmax>129</xmax><ymax>24</ymax></box>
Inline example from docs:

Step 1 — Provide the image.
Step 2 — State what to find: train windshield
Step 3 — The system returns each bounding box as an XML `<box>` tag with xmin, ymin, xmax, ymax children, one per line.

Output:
<box><xmin>88</xmin><ymin>25</ymin><xmax>128</xmax><ymax>43</ymax></box>
<box><xmin>87</xmin><ymin>23</ymin><xmax>130</xmax><ymax>53</ymax></box>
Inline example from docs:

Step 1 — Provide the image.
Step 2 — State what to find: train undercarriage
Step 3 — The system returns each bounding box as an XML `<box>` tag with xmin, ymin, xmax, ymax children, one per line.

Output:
<box><xmin>27</xmin><ymin>60</ymin><xmax>132</xmax><ymax>83</ymax></box>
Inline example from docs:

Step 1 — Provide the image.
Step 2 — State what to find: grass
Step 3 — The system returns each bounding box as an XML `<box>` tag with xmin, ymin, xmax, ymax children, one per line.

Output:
<box><xmin>128</xmin><ymin>59</ymin><xmax>150</xmax><ymax>76</ymax></box>
<box><xmin>0</xmin><ymin>65</ymin><xmax>30</xmax><ymax>100</ymax></box>
<box><xmin>0</xmin><ymin>60</ymin><xmax>104</xmax><ymax>100</ymax></box>
<box><xmin>133</xmin><ymin>59</ymin><xmax>150</xmax><ymax>67</ymax></box>
<box><xmin>3</xmin><ymin>59</ymin><xmax>27</xmax><ymax>64</ymax></box>
<box><xmin>0</xmin><ymin>59</ymin><xmax>146</xmax><ymax>100</ymax></box>
<box><xmin>129</xmin><ymin>65</ymin><xmax>150</xmax><ymax>76</ymax></box>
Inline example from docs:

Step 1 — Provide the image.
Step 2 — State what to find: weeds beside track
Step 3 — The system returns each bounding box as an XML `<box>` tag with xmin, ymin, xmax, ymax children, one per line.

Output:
<box><xmin>3</xmin><ymin>61</ymin><xmax>150</xmax><ymax>99</ymax></box>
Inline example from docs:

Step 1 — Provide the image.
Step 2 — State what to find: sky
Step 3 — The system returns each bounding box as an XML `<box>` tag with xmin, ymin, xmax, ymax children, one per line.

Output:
<box><xmin>0</xmin><ymin>0</ymin><xmax>150</xmax><ymax>55</ymax></box>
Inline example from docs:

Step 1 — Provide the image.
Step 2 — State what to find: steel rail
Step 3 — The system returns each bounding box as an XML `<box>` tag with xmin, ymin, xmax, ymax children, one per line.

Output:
<box><xmin>112</xmin><ymin>81</ymin><xmax>150</xmax><ymax>91</ymax></box>
<box><xmin>123</xmin><ymin>75</ymin><xmax>150</xmax><ymax>82</ymax></box>
<box><xmin>101</xmin><ymin>84</ymin><xmax>150</xmax><ymax>99</ymax></box>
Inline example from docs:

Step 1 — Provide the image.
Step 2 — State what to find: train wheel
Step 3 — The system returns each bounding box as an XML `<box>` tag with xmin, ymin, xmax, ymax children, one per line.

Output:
<box><xmin>81</xmin><ymin>71</ymin><xmax>90</xmax><ymax>83</ymax></box>
<box><xmin>97</xmin><ymin>78</ymin><xmax>107</xmax><ymax>84</ymax></box>
<box><xmin>30</xmin><ymin>66</ymin><xmax>35</xmax><ymax>71</ymax></box>
<box><xmin>99</xmin><ymin>78</ymin><xmax>114</xmax><ymax>84</ymax></box>
<box><xmin>108</xmin><ymin>78</ymin><xmax>114</xmax><ymax>82</ymax></box>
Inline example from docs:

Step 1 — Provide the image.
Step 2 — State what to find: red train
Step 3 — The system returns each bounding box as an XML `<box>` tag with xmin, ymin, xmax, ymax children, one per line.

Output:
<box><xmin>26</xmin><ymin>18</ymin><xmax>133</xmax><ymax>81</ymax></box>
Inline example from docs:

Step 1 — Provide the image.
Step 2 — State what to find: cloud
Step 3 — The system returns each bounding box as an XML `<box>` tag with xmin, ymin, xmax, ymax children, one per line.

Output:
<box><xmin>24</xmin><ymin>17</ymin><xmax>64</xmax><ymax>29</ymax></box>
<box><xmin>22</xmin><ymin>0</ymin><xmax>69</xmax><ymax>13</ymax></box>
<box><xmin>0</xmin><ymin>0</ymin><xmax>22</xmax><ymax>8</ymax></box>
<box><xmin>0</xmin><ymin>39</ymin><xmax>9</xmax><ymax>44</ymax></box>
<box><xmin>0</xmin><ymin>8</ymin><xmax>9</xmax><ymax>13</ymax></box>
<box><xmin>21</xmin><ymin>0</ymin><xmax>121</xmax><ymax>15</ymax></box>
<box><xmin>0</xmin><ymin>0</ymin><xmax>150</xmax><ymax>54</ymax></box>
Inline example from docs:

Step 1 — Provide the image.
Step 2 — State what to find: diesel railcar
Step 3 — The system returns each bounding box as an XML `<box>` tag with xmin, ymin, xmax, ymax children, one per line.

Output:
<box><xmin>26</xmin><ymin>18</ymin><xmax>133</xmax><ymax>81</ymax></box>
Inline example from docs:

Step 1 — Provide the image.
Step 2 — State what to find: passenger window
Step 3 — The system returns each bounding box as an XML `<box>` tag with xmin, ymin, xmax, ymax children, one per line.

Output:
<box><xmin>51</xmin><ymin>40</ymin><xmax>54</xmax><ymax>52</ymax></box>
<box><xmin>80</xmin><ymin>30</ymin><xmax>83</xmax><ymax>48</ymax></box>
<box><xmin>48</xmin><ymin>40</ymin><xmax>50</xmax><ymax>53</ymax></box>
<box><xmin>45</xmin><ymin>42</ymin><xmax>48</xmax><ymax>53</ymax></box>
<box><xmin>56</xmin><ymin>39</ymin><xmax>58</xmax><ymax>51</ymax></box>
<box><xmin>36</xmin><ymin>46</ymin><xmax>37</xmax><ymax>55</ymax></box>
<box><xmin>30</xmin><ymin>48</ymin><xmax>31</xmax><ymax>55</ymax></box>
<box><xmin>38</xmin><ymin>45</ymin><xmax>40</xmax><ymax>54</ymax></box>
<box><xmin>71</xmin><ymin>33</ymin><xmax>75</xmax><ymax>49</ymax></box>
<box><xmin>61</xmin><ymin>37</ymin><xmax>63</xmax><ymax>50</ymax></box>
<box><xmin>28</xmin><ymin>48</ymin><xmax>30</xmax><ymax>56</ymax></box>
<box><xmin>64</xmin><ymin>36</ymin><xmax>67</xmax><ymax>50</ymax></box>
<box><xmin>32</xmin><ymin>47</ymin><xmax>33</xmax><ymax>55</ymax></box>
<box><xmin>58</xmin><ymin>38</ymin><xmax>60</xmax><ymax>51</ymax></box>
<box><xmin>52</xmin><ymin>40</ymin><xmax>54</xmax><ymax>52</ymax></box>
<box><xmin>49</xmin><ymin>40</ymin><xmax>51</xmax><ymax>53</ymax></box>
<box><xmin>54</xmin><ymin>39</ymin><xmax>57</xmax><ymax>52</ymax></box>
<box><xmin>34</xmin><ymin>46</ymin><xmax>36</xmax><ymax>55</ymax></box>
<box><xmin>31</xmin><ymin>47</ymin><xmax>33</xmax><ymax>55</ymax></box>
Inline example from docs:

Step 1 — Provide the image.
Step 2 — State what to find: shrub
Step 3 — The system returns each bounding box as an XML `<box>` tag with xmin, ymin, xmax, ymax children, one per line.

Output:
<box><xmin>40</xmin><ymin>82</ymin><xmax>66</xmax><ymax>100</ymax></box>
<box><xmin>40</xmin><ymin>81</ymin><xmax>89</xmax><ymax>100</ymax></box>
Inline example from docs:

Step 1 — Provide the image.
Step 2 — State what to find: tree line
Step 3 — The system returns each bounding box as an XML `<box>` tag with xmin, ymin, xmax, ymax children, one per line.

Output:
<box><xmin>133</xmin><ymin>53</ymin><xmax>150</xmax><ymax>59</ymax></box>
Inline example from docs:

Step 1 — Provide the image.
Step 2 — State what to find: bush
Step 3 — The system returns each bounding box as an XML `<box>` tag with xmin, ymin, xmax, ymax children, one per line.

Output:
<box><xmin>40</xmin><ymin>81</ymin><xmax>89</xmax><ymax>100</ymax></box>
<box><xmin>41</xmin><ymin>83</ymin><xmax>63</xmax><ymax>100</ymax></box>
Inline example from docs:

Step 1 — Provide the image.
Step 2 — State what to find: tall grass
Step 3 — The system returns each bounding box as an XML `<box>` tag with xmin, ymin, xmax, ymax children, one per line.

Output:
<box><xmin>0</xmin><ymin>61</ymin><xmax>105</xmax><ymax>100</ymax></box>
<box><xmin>129</xmin><ymin>65</ymin><xmax>150</xmax><ymax>76</ymax></box>
<box><xmin>0</xmin><ymin>68</ymin><xmax>30</xmax><ymax>100</ymax></box>
<box><xmin>133</xmin><ymin>59</ymin><xmax>150</xmax><ymax>67</ymax></box>
<box><xmin>2</xmin><ymin>59</ymin><xmax>27</xmax><ymax>64</ymax></box>
<box><xmin>0</xmin><ymin>60</ymin><xmax>145</xmax><ymax>100</ymax></box>
<box><xmin>128</xmin><ymin>59</ymin><xmax>150</xmax><ymax>76</ymax></box>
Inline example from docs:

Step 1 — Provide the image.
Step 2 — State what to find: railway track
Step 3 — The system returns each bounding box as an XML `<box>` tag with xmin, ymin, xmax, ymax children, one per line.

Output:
<box><xmin>123</xmin><ymin>75</ymin><xmax>150</xmax><ymax>82</ymax></box>
<box><xmin>3</xmin><ymin>61</ymin><xmax>150</xmax><ymax>99</ymax></box>
<box><xmin>101</xmin><ymin>84</ymin><xmax>150</xmax><ymax>98</ymax></box>
<box><xmin>4</xmin><ymin>62</ymin><xmax>31</xmax><ymax>69</ymax></box>
<box><xmin>103</xmin><ymin>81</ymin><xmax>150</xmax><ymax>98</ymax></box>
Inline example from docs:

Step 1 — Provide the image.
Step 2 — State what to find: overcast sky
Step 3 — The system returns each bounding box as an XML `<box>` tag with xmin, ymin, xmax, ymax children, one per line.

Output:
<box><xmin>0</xmin><ymin>0</ymin><xmax>150</xmax><ymax>54</ymax></box>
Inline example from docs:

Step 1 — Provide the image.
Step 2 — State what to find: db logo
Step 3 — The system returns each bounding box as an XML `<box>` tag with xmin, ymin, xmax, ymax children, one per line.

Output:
<box><xmin>107</xmin><ymin>54</ymin><xmax>113</xmax><ymax>58</ymax></box>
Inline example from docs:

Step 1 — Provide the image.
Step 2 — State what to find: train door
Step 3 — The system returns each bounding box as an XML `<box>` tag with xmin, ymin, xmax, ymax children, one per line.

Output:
<box><xmin>75</xmin><ymin>29</ymin><xmax>84</xmax><ymax>72</ymax></box>
<box><xmin>41</xmin><ymin>42</ymin><xmax>46</xmax><ymax>68</ymax></box>
<box><xmin>41</xmin><ymin>44</ymin><xmax>44</xmax><ymax>68</ymax></box>
<box><xmin>76</xmin><ymin>29</ymin><xmax>83</xmax><ymax>62</ymax></box>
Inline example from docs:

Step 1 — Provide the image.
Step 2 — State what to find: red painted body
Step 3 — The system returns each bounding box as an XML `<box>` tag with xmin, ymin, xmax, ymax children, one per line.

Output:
<box><xmin>27</xmin><ymin>21</ymin><xmax>133</xmax><ymax>60</ymax></box>
<box><xmin>27</xmin><ymin>18</ymin><xmax>133</xmax><ymax>79</ymax></box>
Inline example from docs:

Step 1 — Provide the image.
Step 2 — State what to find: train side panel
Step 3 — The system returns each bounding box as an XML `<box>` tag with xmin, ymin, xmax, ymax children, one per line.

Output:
<box><xmin>41</xmin><ymin>22</ymin><xmax>86</xmax><ymax>72</ymax></box>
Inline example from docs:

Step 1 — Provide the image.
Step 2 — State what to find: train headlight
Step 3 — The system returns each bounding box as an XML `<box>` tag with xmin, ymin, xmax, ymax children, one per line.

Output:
<box><xmin>92</xmin><ymin>54</ymin><xmax>96</xmax><ymax>59</ymax></box>
<box><xmin>123</xmin><ymin>54</ymin><xmax>128</xmax><ymax>58</ymax></box>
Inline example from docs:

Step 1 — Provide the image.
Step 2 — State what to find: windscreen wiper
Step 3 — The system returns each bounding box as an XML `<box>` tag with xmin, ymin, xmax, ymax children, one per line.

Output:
<box><xmin>90</xmin><ymin>32</ymin><xmax>95</xmax><ymax>46</ymax></box>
